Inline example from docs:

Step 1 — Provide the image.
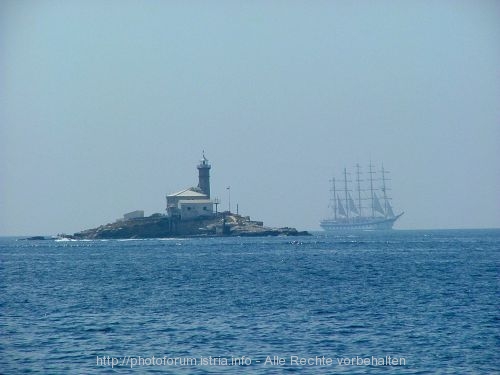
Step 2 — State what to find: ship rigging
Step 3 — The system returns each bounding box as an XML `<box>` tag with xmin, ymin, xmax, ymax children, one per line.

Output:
<box><xmin>320</xmin><ymin>164</ymin><xmax>403</xmax><ymax>231</ymax></box>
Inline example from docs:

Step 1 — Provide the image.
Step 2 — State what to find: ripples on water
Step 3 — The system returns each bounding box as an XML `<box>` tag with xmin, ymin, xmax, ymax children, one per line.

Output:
<box><xmin>1</xmin><ymin>230</ymin><xmax>499</xmax><ymax>374</ymax></box>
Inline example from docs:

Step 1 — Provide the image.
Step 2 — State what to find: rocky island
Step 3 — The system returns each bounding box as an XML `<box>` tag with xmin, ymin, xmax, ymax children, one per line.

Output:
<box><xmin>67</xmin><ymin>154</ymin><xmax>309</xmax><ymax>239</ymax></box>
<box><xmin>70</xmin><ymin>212</ymin><xmax>308</xmax><ymax>239</ymax></box>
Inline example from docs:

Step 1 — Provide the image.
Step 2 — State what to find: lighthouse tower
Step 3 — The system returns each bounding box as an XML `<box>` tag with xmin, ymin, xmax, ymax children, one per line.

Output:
<box><xmin>197</xmin><ymin>152</ymin><xmax>211</xmax><ymax>198</ymax></box>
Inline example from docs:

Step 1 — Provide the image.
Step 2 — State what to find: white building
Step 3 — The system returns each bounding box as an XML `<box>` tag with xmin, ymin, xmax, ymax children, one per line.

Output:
<box><xmin>166</xmin><ymin>155</ymin><xmax>214</xmax><ymax>220</ymax></box>
<box><xmin>166</xmin><ymin>188</ymin><xmax>214</xmax><ymax>220</ymax></box>
<box><xmin>178</xmin><ymin>199</ymin><xmax>213</xmax><ymax>220</ymax></box>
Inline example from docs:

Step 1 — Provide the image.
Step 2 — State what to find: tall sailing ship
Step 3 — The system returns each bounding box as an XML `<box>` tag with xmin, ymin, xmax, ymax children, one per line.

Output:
<box><xmin>320</xmin><ymin>164</ymin><xmax>403</xmax><ymax>231</ymax></box>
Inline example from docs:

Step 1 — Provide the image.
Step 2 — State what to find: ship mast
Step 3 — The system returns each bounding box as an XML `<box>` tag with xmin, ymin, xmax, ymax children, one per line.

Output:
<box><xmin>343</xmin><ymin>168</ymin><xmax>349</xmax><ymax>219</ymax></box>
<box><xmin>368</xmin><ymin>162</ymin><xmax>375</xmax><ymax>218</ymax></box>
<box><xmin>355</xmin><ymin>163</ymin><xmax>362</xmax><ymax>217</ymax></box>
<box><xmin>381</xmin><ymin>165</ymin><xmax>390</xmax><ymax>217</ymax></box>
<box><xmin>329</xmin><ymin>178</ymin><xmax>337</xmax><ymax>220</ymax></box>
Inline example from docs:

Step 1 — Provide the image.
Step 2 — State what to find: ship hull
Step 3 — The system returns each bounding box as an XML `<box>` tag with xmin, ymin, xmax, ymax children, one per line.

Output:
<box><xmin>320</xmin><ymin>213</ymin><xmax>403</xmax><ymax>231</ymax></box>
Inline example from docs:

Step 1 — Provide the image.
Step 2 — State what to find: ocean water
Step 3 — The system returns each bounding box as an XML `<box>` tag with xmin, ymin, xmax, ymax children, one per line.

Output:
<box><xmin>1</xmin><ymin>230</ymin><xmax>498</xmax><ymax>374</ymax></box>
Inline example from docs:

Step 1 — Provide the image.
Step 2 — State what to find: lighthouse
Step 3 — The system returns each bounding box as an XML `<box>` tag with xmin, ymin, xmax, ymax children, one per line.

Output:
<box><xmin>197</xmin><ymin>152</ymin><xmax>211</xmax><ymax>198</ymax></box>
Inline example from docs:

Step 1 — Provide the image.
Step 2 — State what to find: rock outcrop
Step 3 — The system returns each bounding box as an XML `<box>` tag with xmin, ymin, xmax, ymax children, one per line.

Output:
<box><xmin>69</xmin><ymin>213</ymin><xmax>309</xmax><ymax>239</ymax></box>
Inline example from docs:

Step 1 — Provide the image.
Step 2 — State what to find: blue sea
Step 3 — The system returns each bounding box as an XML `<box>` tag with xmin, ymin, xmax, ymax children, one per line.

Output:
<box><xmin>1</xmin><ymin>230</ymin><xmax>499</xmax><ymax>374</ymax></box>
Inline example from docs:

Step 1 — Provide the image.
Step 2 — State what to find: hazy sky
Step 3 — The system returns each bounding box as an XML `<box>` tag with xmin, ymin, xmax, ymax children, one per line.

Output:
<box><xmin>1</xmin><ymin>0</ymin><xmax>499</xmax><ymax>235</ymax></box>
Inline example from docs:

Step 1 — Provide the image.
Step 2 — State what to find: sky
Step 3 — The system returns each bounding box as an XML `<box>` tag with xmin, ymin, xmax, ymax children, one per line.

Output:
<box><xmin>1</xmin><ymin>0</ymin><xmax>499</xmax><ymax>235</ymax></box>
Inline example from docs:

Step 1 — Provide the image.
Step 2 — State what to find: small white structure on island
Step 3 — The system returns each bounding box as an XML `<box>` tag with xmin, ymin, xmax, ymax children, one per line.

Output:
<box><xmin>178</xmin><ymin>199</ymin><xmax>213</xmax><ymax>220</ymax></box>
<box><xmin>166</xmin><ymin>153</ymin><xmax>214</xmax><ymax>220</ymax></box>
